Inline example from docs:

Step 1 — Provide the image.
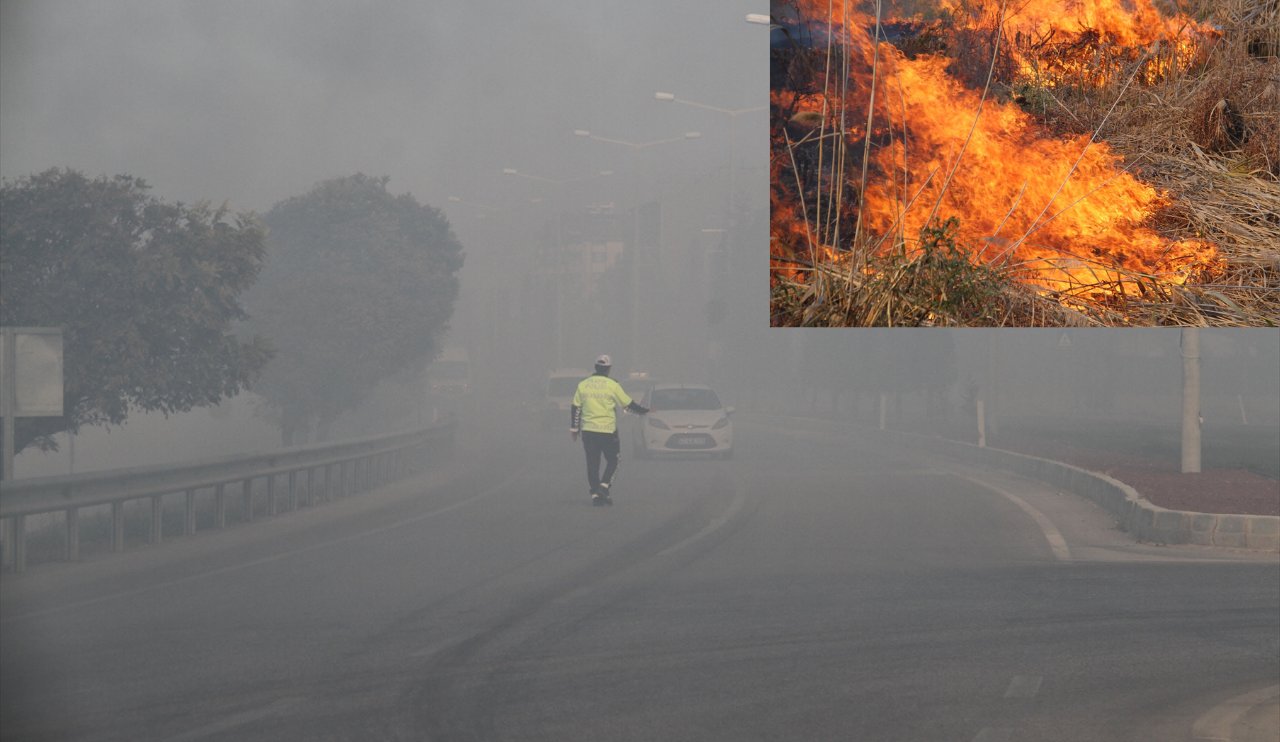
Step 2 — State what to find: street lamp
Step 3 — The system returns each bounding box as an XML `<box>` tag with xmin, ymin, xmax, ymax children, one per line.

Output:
<box><xmin>653</xmin><ymin>92</ymin><xmax>765</xmax><ymax>118</ymax></box>
<box><xmin>446</xmin><ymin>195</ymin><xmax>502</xmax><ymax>212</ymax></box>
<box><xmin>572</xmin><ymin>129</ymin><xmax>702</xmax><ymax>149</ymax></box>
<box><xmin>653</xmin><ymin>92</ymin><xmax>766</xmax><ymax>221</ymax></box>
<box><xmin>501</xmin><ymin>167</ymin><xmax>613</xmax><ymax>185</ymax></box>
<box><xmin>499</xmin><ymin>168</ymin><xmax>612</xmax><ymax>368</ymax></box>
<box><xmin>570</xmin><ymin>129</ymin><xmax>701</xmax><ymax>371</ymax></box>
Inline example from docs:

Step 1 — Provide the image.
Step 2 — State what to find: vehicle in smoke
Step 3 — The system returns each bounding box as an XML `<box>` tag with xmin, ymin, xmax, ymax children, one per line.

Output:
<box><xmin>631</xmin><ymin>383</ymin><xmax>734</xmax><ymax>459</ymax></box>
<box><xmin>428</xmin><ymin>347</ymin><xmax>472</xmax><ymax>398</ymax></box>
<box><xmin>427</xmin><ymin>346</ymin><xmax>472</xmax><ymax>419</ymax></box>
<box><xmin>541</xmin><ymin>368</ymin><xmax>591</xmax><ymax>430</ymax></box>
<box><xmin>622</xmin><ymin>371</ymin><xmax>657</xmax><ymax>403</ymax></box>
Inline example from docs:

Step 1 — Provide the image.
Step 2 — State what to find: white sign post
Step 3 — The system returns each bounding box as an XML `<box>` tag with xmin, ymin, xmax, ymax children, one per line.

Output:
<box><xmin>0</xmin><ymin>327</ymin><xmax>64</xmax><ymax>568</ymax></box>
<box><xmin>1</xmin><ymin>327</ymin><xmax>66</xmax><ymax>479</ymax></box>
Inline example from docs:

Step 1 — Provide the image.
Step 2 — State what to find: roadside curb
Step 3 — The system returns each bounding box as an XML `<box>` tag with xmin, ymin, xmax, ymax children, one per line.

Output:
<box><xmin>885</xmin><ymin>429</ymin><xmax>1279</xmax><ymax>552</ymax></box>
<box><xmin>749</xmin><ymin>414</ymin><xmax>1279</xmax><ymax>552</ymax></box>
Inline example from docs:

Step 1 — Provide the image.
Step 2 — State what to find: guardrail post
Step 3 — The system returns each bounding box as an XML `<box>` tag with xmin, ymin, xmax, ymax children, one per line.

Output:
<box><xmin>215</xmin><ymin>483</ymin><xmax>227</xmax><ymax>529</ymax></box>
<box><xmin>150</xmin><ymin>495</ymin><xmax>163</xmax><ymax>545</ymax></box>
<box><xmin>1</xmin><ymin>518</ymin><xmax>12</xmax><ymax>569</ymax></box>
<box><xmin>0</xmin><ymin>426</ymin><xmax>442</xmax><ymax>569</ymax></box>
<box><xmin>12</xmin><ymin>514</ymin><xmax>26</xmax><ymax>573</ymax></box>
<box><xmin>112</xmin><ymin>501</ymin><xmax>124</xmax><ymax>552</ymax></box>
<box><xmin>242</xmin><ymin>478</ymin><xmax>254</xmax><ymax>522</ymax></box>
<box><xmin>185</xmin><ymin>489</ymin><xmax>197</xmax><ymax>535</ymax></box>
<box><xmin>65</xmin><ymin>507</ymin><xmax>79</xmax><ymax>562</ymax></box>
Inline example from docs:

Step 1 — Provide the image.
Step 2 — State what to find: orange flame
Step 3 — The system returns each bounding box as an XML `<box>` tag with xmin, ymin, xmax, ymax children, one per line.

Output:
<box><xmin>771</xmin><ymin>0</ymin><xmax>1219</xmax><ymax>301</ymax></box>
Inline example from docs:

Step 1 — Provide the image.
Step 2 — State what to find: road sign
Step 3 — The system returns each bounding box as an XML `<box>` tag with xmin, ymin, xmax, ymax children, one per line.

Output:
<box><xmin>2</xmin><ymin>327</ymin><xmax>64</xmax><ymax>482</ymax></box>
<box><xmin>1</xmin><ymin>328</ymin><xmax>64</xmax><ymax>416</ymax></box>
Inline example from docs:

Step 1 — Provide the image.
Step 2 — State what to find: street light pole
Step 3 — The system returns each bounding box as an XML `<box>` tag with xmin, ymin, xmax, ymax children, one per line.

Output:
<box><xmin>500</xmin><ymin>168</ymin><xmax>613</xmax><ymax>369</ymax></box>
<box><xmin>1181</xmin><ymin>327</ymin><xmax>1201</xmax><ymax>473</ymax></box>
<box><xmin>653</xmin><ymin>93</ymin><xmax>765</xmax><ymax>222</ymax></box>
<box><xmin>571</xmin><ymin>129</ymin><xmax>701</xmax><ymax>370</ymax></box>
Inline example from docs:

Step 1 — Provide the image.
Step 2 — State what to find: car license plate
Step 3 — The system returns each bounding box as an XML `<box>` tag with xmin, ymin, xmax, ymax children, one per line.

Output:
<box><xmin>675</xmin><ymin>435</ymin><xmax>702</xmax><ymax>446</ymax></box>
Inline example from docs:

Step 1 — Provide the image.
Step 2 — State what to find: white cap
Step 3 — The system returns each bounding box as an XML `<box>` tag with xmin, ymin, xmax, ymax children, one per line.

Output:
<box><xmin>595</xmin><ymin>354</ymin><xmax>612</xmax><ymax>367</ymax></box>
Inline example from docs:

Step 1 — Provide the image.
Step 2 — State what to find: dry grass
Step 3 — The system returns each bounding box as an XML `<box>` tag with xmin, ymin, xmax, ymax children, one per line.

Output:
<box><xmin>770</xmin><ymin>0</ymin><xmax>1280</xmax><ymax>326</ymax></box>
<box><xmin>1055</xmin><ymin>0</ymin><xmax>1280</xmax><ymax>324</ymax></box>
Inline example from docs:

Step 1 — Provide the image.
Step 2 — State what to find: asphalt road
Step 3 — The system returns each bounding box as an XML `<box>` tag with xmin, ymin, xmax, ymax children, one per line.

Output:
<box><xmin>2</xmin><ymin>415</ymin><xmax>1277</xmax><ymax>741</ymax></box>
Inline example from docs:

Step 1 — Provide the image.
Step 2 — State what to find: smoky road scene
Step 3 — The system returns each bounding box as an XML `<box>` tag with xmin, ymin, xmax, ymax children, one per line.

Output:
<box><xmin>2</xmin><ymin>1</ymin><xmax>1279</xmax><ymax>741</ymax></box>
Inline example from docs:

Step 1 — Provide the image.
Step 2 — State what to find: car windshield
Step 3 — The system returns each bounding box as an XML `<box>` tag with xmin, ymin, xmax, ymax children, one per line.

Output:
<box><xmin>648</xmin><ymin>388</ymin><xmax>722</xmax><ymax>411</ymax></box>
<box><xmin>547</xmin><ymin>377</ymin><xmax>582</xmax><ymax>397</ymax></box>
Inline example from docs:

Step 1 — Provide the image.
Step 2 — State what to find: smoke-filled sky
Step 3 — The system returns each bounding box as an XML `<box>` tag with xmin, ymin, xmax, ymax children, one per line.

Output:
<box><xmin>0</xmin><ymin>0</ymin><xmax>766</xmax><ymax>213</ymax></box>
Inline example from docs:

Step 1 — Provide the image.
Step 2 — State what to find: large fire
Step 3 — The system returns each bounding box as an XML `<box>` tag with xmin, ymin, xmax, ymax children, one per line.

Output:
<box><xmin>770</xmin><ymin>0</ymin><xmax>1221</xmax><ymax>308</ymax></box>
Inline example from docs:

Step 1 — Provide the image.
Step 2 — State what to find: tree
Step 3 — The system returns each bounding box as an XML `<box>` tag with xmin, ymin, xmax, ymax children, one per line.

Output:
<box><xmin>0</xmin><ymin>168</ymin><xmax>272</xmax><ymax>476</ymax></box>
<box><xmin>247</xmin><ymin>174</ymin><xmax>463</xmax><ymax>444</ymax></box>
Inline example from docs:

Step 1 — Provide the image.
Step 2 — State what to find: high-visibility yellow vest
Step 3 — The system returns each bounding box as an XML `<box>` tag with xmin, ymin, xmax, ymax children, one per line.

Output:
<box><xmin>572</xmin><ymin>374</ymin><xmax>634</xmax><ymax>434</ymax></box>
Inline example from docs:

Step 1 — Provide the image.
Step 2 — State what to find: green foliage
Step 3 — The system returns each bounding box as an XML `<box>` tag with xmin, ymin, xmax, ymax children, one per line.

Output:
<box><xmin>1011</xmin><ymin>79</ymin><xmax>1055</xmax><ymax>117</ymax></box>
<box><xmin>247</xmin><ymin>174</ymin><xmax>463</xmax><ymax>443</ymax></box>
<box><xmin>0</xmin><ymin>168</ymin><xmax>272</xmax><ymax>465</ymax></box>
<box><xmin>772</xmin><ymin>217</ymin><xmax>1028</xmax><ymax>326</ymax></box>
<box><xmin>884</xmin><ymin>216</ymin><xmax>1011</xmax><ymax>323</ymax></box>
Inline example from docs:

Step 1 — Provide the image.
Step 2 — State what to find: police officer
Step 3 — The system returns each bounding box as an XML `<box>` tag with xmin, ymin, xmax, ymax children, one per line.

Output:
<box><xmin>570</xmin><ymin>354</ymin><xmax>648</xmax><ymax>505</ymax></box>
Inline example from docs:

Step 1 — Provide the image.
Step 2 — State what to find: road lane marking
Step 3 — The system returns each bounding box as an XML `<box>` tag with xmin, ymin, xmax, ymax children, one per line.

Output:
<box><xmin>162</xmin><ymin>697</ymin><xmax>305</xmax><ymax>742</ymax></box>
<box><xmin>953</xmin><ymin>473</ymin><xmax>1072</xmax><ymax>562</ymax></box>
<box><xmin>655</xmin><ymin>473</ymin><xmax>747</xmax><ymax>558</ymax></box>
<box><xmin>1004</xmin><ymin>674</ymin><xmax>1043</xmax><ymax>699</ymax></box>
<box><xmin>1192</xmin><ymin>684</ymin><xmax>1280</xmax><ymax>741</ymax></box>
<box><xmin>972</xmin><ymin>728</ymin><xmax>1013</xmax><ymax>742</ymax></box>
<box><xmin>2</xmin><ymin>473</ymin><xmax>522</xmax><ymax>624</ymax></box>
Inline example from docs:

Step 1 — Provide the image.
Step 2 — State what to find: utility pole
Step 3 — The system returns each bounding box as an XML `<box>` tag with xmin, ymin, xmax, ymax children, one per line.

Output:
<box><xmin>1181</xmin><ymin>327</ymin><xmax>1201</xmax><ymax>473</ymax></box>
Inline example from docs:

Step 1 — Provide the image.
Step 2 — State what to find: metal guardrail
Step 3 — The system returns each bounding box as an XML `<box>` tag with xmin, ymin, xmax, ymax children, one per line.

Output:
<box><xmin>0</xmin><ymin>421</ymin><xmax>456</xmax><ymax>572</ymax></box>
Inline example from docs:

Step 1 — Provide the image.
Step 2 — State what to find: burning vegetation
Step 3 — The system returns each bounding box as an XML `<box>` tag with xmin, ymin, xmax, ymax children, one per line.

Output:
<box><xmin>770</xmin><ymin>0</ymin><xmax>1280</xmax><ymax>326</ymax></box>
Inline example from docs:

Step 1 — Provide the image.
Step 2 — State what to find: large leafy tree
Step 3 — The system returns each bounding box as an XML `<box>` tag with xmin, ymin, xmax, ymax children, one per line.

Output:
<box><xmin>0</xmin><ymin>168</ymin><xmax>272</xmax><ymax>475</ymax></box>
<box><xmin>248</xmin><ymin>174</ymin><xmax>463</xmax><ymax>444</ymax></box>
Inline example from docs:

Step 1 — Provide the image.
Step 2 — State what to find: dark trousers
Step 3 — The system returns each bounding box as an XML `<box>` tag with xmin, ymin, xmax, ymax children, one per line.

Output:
<box><xmin>581</xmin><ymin>430</ymin><xmax>620</xmax><ymax>495</ymax></box>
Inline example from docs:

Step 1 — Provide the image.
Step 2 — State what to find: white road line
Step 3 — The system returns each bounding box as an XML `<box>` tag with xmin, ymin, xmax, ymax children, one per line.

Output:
<box><xmin>972</xmin><ymin>727</ymin><xmax>1013</xmax><ymax>742</ymax></box>
<box><xmin>656</xmin><ymin>474</ymin><xmax>747</xmax><ymax>558</ymax></box>
<box><xmin>1192</xmin><ymin>684</ymin><xmax>1280</xmax><ymax>741</ymax></box>
<box><xmin>953</xmin><ymin>473</ymin><xmax>1072</xmax><ymax>562</ymax></box>
<box><xmin>162</xmin><ymin>697</ymin><xmax>305</xmax><ymax>742</ymax></box>
<box><xmin>2</xmin><ymin>474</ymin><xmax>520</xmax><ymax>624</ymax></box>
<box><xmin>1004</xmin><ymin>674</ymin><xmax>1044</xmax><ymax>699</ymax></box>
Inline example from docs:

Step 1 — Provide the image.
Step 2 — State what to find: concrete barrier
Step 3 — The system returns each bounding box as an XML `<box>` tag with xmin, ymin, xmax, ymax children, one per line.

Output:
<box><xmin>888</xmin><ymin>429</ymin><xmax>1279</xmax><ymax>551</ymax></box>
<box><xmin>752</xmin><ymin>414</ymin><xmax>1278</xmax><ymax>552</ymax></box>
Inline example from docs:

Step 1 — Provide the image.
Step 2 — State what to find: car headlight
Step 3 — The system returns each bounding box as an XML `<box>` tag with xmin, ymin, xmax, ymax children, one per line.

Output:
<box><xmin>647</xmin><ymin>417</ymin><xmax>670</xmax><ymax>430</ymax></box>
<box><xmin>712</xmin><ymin>416</ymin><xmax>730</xmax><ymax>429</ymax></box>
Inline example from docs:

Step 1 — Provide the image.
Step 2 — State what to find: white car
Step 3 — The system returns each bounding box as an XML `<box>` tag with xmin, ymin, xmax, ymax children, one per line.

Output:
<box><xmin>632</xmin><ymin>383</ymin><xmax>734</xmax><ymax>459</ymax></box>
<box><xmin>541</xmin><ymin>368</ymin><xmax>590</xmax><ymax>429</ymax></box>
